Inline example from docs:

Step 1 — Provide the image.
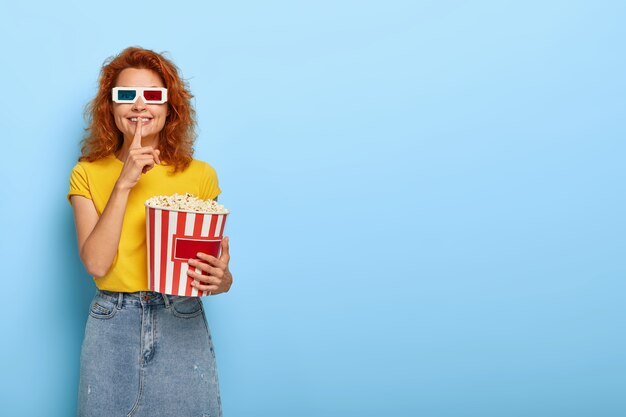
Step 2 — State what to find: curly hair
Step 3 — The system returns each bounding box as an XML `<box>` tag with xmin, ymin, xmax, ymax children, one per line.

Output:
<box><xmin>79</xmin><ymin>47</ymin><xmax>195</xmax><ymax>172</ymax></box>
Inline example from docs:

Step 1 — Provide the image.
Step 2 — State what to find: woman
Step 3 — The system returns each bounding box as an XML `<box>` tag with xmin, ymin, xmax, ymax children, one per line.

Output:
<box><xmin>68</xmin><ymin>47</ymin><xmax>232</xmax><ymax>417</ymax></box>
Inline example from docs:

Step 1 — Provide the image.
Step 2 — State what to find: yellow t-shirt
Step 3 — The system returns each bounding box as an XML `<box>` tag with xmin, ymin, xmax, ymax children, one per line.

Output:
<box><xmin>67</xmin><ymin>154</ymin><xmax>221</xmax><ymax>292</ymax></box>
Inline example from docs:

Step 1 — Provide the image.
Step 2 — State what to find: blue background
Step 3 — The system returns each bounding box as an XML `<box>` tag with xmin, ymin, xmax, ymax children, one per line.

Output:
<box><xmin>1</xmin><ymin>1</ymin><xmax>625</xmax><ymax>416</ymax></box>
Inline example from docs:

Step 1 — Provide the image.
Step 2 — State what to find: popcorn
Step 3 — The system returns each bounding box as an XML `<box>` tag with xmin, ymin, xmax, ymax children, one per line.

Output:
<box><xmin>145</xmin><ymin>193</ymin><xmax>229</xmax><ymax>214</ymax></box>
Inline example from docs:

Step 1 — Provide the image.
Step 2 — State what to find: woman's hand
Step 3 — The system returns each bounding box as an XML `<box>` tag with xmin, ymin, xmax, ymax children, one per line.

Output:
<box><xmin>115</xmin><ymin>119</ymin><xmax>161</xmax><ymax>190</ymax></box>
<box><xmin>187</xmin><ymin>237</ymin><xmax>233</xmax><ymax>295</ymax></box>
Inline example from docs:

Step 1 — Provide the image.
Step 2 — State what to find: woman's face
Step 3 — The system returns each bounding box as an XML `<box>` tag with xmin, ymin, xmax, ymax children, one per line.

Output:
<box><xmin>112</xmin><ymin>68</ymin><xmax>169</xmax><ymax>144</ymax></box>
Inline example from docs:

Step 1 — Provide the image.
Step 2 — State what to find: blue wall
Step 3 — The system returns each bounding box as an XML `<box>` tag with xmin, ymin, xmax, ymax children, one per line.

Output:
<box><xmin>1</xmin><ymin>1</ymin><xmax>624</xmax><ymax>416</ymax></box>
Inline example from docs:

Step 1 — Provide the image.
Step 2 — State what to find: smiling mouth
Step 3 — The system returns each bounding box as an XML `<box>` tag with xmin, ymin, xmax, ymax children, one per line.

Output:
<box><xmin>128</xmin><ymin>117</ymin><xmax>152</xmax><ymax>125</ymax></box>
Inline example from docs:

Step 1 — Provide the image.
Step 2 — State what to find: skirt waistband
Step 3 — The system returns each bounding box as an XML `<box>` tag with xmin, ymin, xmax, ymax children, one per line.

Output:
<box><xmin>97</xmin><ymin>289</ymin><xmax>179</xmax><ymax>308</ymax></box>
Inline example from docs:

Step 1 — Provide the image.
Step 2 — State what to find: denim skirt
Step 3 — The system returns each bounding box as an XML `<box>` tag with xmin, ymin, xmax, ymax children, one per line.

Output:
<box><xmin>77</xmin><ymin>290</ymin><xmax>222</xmax><ymax>417</ymax></box>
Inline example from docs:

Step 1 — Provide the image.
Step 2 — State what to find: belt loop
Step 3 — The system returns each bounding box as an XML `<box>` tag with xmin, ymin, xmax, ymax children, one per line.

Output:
<box><xmin>162</xmin><ymin>293</ymin><xmax>171</xmax><ymax>308</ymax></box>
<box><xmin>117</xmin><ymin>292</ymin><xmax>124</xmax><ymax>309</ymax></box>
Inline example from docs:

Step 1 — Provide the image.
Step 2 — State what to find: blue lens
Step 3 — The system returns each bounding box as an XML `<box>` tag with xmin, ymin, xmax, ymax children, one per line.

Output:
<box><xmin>117</xmin><ymin>89</ymin><xmax>137</xmax><ymax>101</ymax></box>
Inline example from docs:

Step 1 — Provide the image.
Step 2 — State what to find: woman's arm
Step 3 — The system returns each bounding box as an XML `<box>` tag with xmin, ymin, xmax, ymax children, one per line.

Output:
<box><xmin>70</xmin><ymin>186</ymin><xmax>131</xmax><ymax>278</ymax></box>
<box><xmin>71</xmin><ymin>121</ymin><xmax>160</xmax><ymax>278</ymax></box>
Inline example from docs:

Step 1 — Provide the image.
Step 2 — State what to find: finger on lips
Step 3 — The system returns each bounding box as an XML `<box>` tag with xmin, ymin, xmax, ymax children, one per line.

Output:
<box><xmin>131</xmin><ymin>117</ymin><xmax>142</xmax><ymax>149</ymax></box>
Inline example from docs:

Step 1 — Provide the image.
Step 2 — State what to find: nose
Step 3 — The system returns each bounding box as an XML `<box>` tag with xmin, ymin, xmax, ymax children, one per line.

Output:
<box><xmin>132</xmin><ymin>96</ymin><xmax>146</xmax><ymax>111</ymax></box>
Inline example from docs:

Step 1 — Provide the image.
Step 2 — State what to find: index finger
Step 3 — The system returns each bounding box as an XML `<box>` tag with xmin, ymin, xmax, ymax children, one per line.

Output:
<box><xmin>130</xmin><ymin>118</ymin><xmax>142</xmax><ymax>149</ymax></box>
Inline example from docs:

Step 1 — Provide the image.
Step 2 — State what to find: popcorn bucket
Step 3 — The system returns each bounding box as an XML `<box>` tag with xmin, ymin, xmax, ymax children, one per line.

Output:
<box><xmin>146</xmin><ymin>205</ymin><xmax>228</xmax><ymax>296</ymax></box>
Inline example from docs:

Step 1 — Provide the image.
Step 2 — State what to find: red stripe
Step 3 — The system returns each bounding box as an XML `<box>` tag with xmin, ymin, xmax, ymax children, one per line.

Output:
<box><xmin>209</xmin><ymin>214</ymin><xmax>218</xmax><ymax>237</ymax></box>
<box><xmin>193</xmin><ymin>212</ymin><xmax>204</xmax><ymax>238</ymax></box>
<box><xmin>159</xmin><ymin>209</ymin><xmax>169</xmax><ymax>294</ymax></box>
<box><xmin>148</xmin><ymin>208</ymin><xmax>155</xmax><ymax>291</ymax></box>
<box><xmin>171</xmin><ymin>212</ymin><xmax>187</xmax><ymax>295</ymax></box>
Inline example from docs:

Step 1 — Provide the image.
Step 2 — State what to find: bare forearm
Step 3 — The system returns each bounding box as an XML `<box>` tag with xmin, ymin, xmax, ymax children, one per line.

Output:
<box><xmin>80</xmin><ymin>185</ymin><xmax>131</xmax><ymax>277</ymax></box>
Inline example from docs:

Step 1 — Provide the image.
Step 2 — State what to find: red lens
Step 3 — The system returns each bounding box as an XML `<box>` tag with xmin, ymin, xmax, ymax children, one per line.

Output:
<box><xmin>143</xmin><ymin>90</ymin><xmax>163</xmax><ymax>101</ymax></box>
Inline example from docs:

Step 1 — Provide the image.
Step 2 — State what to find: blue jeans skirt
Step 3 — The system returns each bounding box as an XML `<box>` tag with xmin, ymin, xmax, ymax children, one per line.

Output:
<box><xmin>77</xmin><ymin>290</ymin><xmax>222</xmax><ymax>417</ymax></box>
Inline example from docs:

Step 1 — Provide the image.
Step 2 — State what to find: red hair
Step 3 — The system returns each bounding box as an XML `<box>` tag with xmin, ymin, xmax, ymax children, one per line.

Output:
<box><xmin>80</xmin><ymin>47</ymin><xmax>195</xmax><ymax>172</ymax></box>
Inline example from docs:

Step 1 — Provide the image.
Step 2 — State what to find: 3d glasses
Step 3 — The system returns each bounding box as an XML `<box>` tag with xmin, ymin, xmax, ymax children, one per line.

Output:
<box><xmin>112</xmin><ymin>87</ymin><xmax>168</xmax><ymax>104</ymax></box>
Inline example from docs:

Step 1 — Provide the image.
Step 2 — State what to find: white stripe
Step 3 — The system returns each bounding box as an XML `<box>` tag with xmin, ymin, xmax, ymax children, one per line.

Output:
<box><xmin>201</xmin><ymin>214</ymin><xmax>211</xmax><ymax>237</ymax></box>
<box><xmin>179</xmin><ymin>262</ymin><xmax>189</xmax><ymax>295</ymax></box>
<box><xmin>165</xmin><ymin>212</ymin><xmax>177</xmax><ymax>294</ymax></box>
<box><xmin>185</xmin><ymin>213</ymin><xmax>195</xmax><ymax>236</ymax></box>
<box><xmin>214</xmin><ymin>215</ymin><xmax>223</xmax><ymax>238</ymax></box>
<box><xmin>153</xmin><ymin>209</ymin><xmax>161</xmax><ymax>291</ymax></box>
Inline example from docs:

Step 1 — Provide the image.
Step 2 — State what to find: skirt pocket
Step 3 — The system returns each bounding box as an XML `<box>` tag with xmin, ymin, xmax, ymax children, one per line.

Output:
<box><xmin>88</xmin><ymin>296</ymin><xmax>118</xmax><ymax>320</ymax></box>
<box><xmin>171</xmin><ymin>297</ymin><xmax>203</xmax><ymax>318</ymax></box>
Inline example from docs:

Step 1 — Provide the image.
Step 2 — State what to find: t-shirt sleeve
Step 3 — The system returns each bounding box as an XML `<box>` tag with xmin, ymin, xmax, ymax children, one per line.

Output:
<box><xmin>67</xmin><ymin>163</ymin><xmax>92</xmax><ymax>205</ymax></box>
<box><xmin>199</xmin><ymin>162</ymin><xmax>221</xmax><ymax>201</ymax></box>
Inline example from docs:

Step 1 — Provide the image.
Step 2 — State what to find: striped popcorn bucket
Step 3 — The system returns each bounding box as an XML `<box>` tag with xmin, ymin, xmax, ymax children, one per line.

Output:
<box><xmin>145</xmin><ymin>205</ymin><xmax>228</xmax><ymax>296</ymax></box>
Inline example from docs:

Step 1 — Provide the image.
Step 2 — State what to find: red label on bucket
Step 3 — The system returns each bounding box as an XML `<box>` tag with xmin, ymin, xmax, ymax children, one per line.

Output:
<box><xmin>172</xmin><ymin>236</ymin><xmax>221</xmax><ymax>261</ymax></box>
